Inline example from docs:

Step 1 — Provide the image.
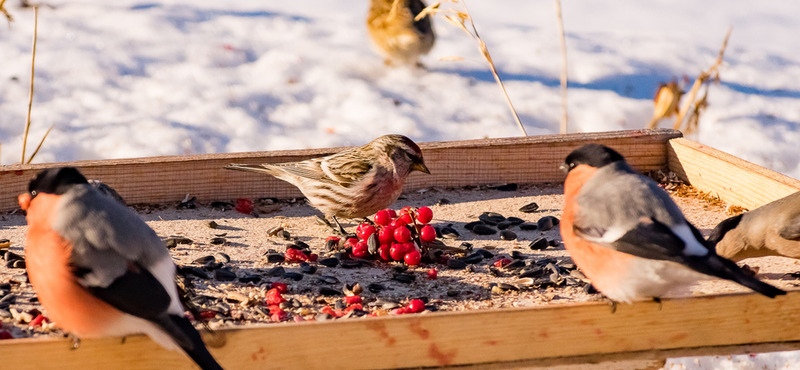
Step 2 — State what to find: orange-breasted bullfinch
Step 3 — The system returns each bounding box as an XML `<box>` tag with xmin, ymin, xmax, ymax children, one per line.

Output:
<box><xmin>18</xmin><ymin>167</ymin><xmax>223</xmax><ymax>370</ymax></box>
<box><xmin>708</xmin><ymin>191</ymin><xmax>800</xmax><ymax>262</ymax></box>
<box><xmin>559</xmin><ymin>144</ymin><xmax>785</xmax><ymax>303</ymax></box>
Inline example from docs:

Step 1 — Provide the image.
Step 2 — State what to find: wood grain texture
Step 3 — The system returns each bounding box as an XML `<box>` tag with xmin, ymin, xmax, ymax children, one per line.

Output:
<box><xmin>0</xmin><ymin>129</ymin><xmax>681</xmax><ymax>212</ymax></box>
<box><xmin>668</xmin><ymin>138</ymin><xmax>800</xmax><ymax>210</ymax></box>
<box><xmin>1</xmin><ymin>291</ymin><xmax>799</xmax><ymax>369</ymax></box>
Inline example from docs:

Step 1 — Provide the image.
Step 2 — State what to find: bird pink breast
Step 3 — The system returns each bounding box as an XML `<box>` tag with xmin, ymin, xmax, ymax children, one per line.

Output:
<box><xmin>24</xmin><ymin>193</ymin><xmax>125</xmax><ymax>337</ymax></box>
<box><xmin>561</xmin><ymin>165</ymin><xmax>635</xmax><ymax>295</ymax></box>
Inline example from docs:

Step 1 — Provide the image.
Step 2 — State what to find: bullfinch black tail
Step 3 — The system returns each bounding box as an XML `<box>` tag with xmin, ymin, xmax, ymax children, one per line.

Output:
<box><xmin>687</xmin><ymin>254</ymin><xmax>786</xmax><ymax>298</ymax></box>
<box><xmin>155</xmin><ymin>315</ymin><xmax>224</xmax><ymax>370</ymax></box>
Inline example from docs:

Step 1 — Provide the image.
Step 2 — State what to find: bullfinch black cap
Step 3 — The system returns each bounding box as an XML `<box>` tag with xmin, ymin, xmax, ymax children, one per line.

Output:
<box><xmin>28</xmin><ymin>167</ymin><xmax>89</xmax><ymax>196</ymax></box>
<box><xmin>561</xmin><ymin>144</ymin><xmax>625</xmax><ymax>172</ymax></box>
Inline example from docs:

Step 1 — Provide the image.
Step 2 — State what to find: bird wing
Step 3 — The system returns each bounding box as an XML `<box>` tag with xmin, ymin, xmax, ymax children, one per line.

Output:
<box><xmin>779</xmin><ymin>214</ymin><xmax>800</xmax><ymax>240</ymax></box>
<box><xmin>319</xmin><ymin>150</ymin><xmax>373</xmax><ymax>187</ymax></box>
<box><xmin>573</xmin><ymin>162</ymin><xmax>707</xmax><ymax>261</ymax></box>
<box><xmin>52</xmin><ymin>185</ymin><xmax>174</xmax><ymax>319</ymax></box>
<box><xmin>269</xmin><ymin>158</ymin><xmax>327</xmax><ymax>181</ymax></box>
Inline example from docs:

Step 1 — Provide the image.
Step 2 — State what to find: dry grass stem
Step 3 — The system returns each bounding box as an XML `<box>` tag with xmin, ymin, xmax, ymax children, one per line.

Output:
<box><xmin>673</xmin><ymin>27</ymin><xmax>732</xmax><ymax>132</ymax></box>
<box><xmin>424</xmin><ymin>0</ymin><xmax>527</xmax><ymax>136</ymax></box>
<box><xmin>26</xmin><ymin>124</ymin><xmax>54</xmax><ymax>164</ymax></box>
<box><xmin>554</xmin><ymin>0</ymin><xmax>568</xmax><ymax>134</ymax></box>
<box><xmin>0</xmin><ymin>0</ymin><xmax>12</xmax><ymax>23</ymax></box>
<box><xmin>21</xmin><ymin>5</ymin><xmax>39</xmax><ymax>164</ymax></box>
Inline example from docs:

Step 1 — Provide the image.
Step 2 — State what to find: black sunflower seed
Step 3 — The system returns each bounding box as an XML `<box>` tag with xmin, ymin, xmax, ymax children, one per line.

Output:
<box><xmin>519</xmin><ymin>202</ymin><xmax>539</xmax><ymax>213</ymax></box>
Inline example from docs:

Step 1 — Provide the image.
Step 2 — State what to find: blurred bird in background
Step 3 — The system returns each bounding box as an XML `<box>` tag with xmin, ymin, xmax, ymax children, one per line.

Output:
<box><xmin>367</xmin><ymin>0</ymin><xmax>436</xmax><ymax>67</ymax></box>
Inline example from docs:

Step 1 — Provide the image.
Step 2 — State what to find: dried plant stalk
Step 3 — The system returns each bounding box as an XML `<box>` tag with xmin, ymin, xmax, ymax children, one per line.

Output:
<box><xmin>21</xmin><ymin>6</ymin><xmax>39</xmax><ymax>164</ymax></box>
<box><xmin>423</xmin><ymin>0</ymin><xmax>527</xmax><ymax>136</ymax></box>
<box><xmin>0</xmin><ymin>0</ymin><xmax>12</xmax><ymax>23</ymax></box>
<box><xmin>673</xmin><ymin>27</ymin><xmax>732</xmax><ymax>131</ymax></box>
<box><xmin>554</xmin><ymin>0</ymin><xmax>568</xmax><ymax>134</ymax></box>
<box><xmin>26</xmin><ymin>124</ymin><xmax>54</xmax><ymax>164</ymax></box>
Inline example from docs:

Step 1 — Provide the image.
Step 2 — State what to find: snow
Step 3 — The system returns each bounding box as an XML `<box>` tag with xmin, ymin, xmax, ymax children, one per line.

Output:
<box><xmin>1</xmin><ymin>0</ymin><xmax>799</xmax><ymax>367</ymax></box>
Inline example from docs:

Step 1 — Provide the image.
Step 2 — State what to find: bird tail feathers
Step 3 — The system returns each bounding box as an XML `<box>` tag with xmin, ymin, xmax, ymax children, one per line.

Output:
<box><xmin>155</xmin><ymin>315</ymin><xmax>224</xmax><ymax>370</ymax></box>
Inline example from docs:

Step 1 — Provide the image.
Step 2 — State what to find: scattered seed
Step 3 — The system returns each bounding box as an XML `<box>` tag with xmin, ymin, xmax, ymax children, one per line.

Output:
<box><xmin>325</xmin><ymin>239</ymin><xmax>340</xmax><ymax>251</ymax></box>
<box><xmin>267</xmin><ymin>226</ymin><xmax>284</xmax><ymax>237</ymax></box>
<box><xmin>464</xmin><ymin>221</ymin><xmax>485</xmax><ymax>231</ymax></box>
<box><xmin>319</xmin><ymin>287</ymin><xmax>342</xmax><ymax>296</ymax></box>
<box><xmin>519</xmin><ymin>222</ymin><xmax>538</xmax><ymax>231</ymax></box>
<box><xmin>213</xmin><ymin>268</ymin><xmax>237</xmax><ymax>281</ymax></box>
<box><xmin>210</xmin><ymin>237</ymin><xmax>226</xmax><ymax>245</ymax></box>
<box><xmin>206</xmin><ymin>221</ymin><xmax>218</xmax><ymax>229</ymax></box>
<box><xmin>214</xmin><ymin>253</ymin><xmax>231</xmax><ymax>263</ymax></box>
<box><xmin>300</xmin><ymin>262</ymin><xmax>317</xmax><ymax>274</ymax></box>
<box><xmin>393</xmin><ymin>273</ymin><xmax>415</xmax><ymax>284</ymax></box>
<box><xmin>210</xmin><ymin>201</ymin><xmax>234</xmax><ymax>211</ymax></box>
<box><xmin>317</xmin><ymin>276</ymin><xmax>339</xmax><ymax>284</ymax></box>
<box><xmin>479</xmin><ymin>212</ymin><xmax>505</xmax><ymax>225</ymax></box>
<box><xmin>511</xmin><ymin>251</ymin><xmax>525</xmax><ymax>259</ymax></box>
<box><xmin>519</xmin><ymin>202</ymin><xmax>540</xmax><ymax>213</ymax></box>
<box><xmin>238</xmin><ymin>274</ymin><xmax>261</xmax><ymax>284</ymax></box>
<box><xmin>339</xmin><ymin>260</ymin><xmax>361</xmax><ymax>269</ymax></box>
<box><xmin>492</xmin><ymin>183</ymin><xmax>518</xmax><ymax>191</ymax></box>
<box><xmin>447</xmin><ymin>259</ymin><xmax>468</xmax><ymax>270</ymax></box>
<box><xmin>461</xmin><ymin>253</ymin><xmax>483</xmax><ymax>264</ymax></box>
<box><xmin>193</xmin><ymin>256</ymin><xmax>216</xmax><ymax>265</ymax></box>
<box><xmin>0</xmin><ymin>239</ymin><xmax>10</xmax><ymax>249</ymax></box>
<box><xmin>265</xmin><ymin>266</ymin><xmax>285</xmax><ymax>277</ymax></box>
<box><xmin>367</xmin><ymin>234</ymin><xmax>379</xmax><ymax>255</ymax></box>
<box><xmin>367</xmin><ymin>283</ymin><xmax>386</xmax><ymax>293</ymax></box>
<box><xmin>318</xmin><ymin>257</ymin><xmax>339</xmax><ymax>268</ymax></box>
<box><xmin>265</xmin><ymin>254</ymin><xmax>285</xmax><ymax>264</ymax></box>
<box><xmin>278</xmin><ymin>230</ymin><xmax>292</xmax><ymax>240</ymax></box>
<box><xmin>471</xmin><ymin>224</ymin><xmax>497</xmax><ymax>235</ymax></box>
<box><xmin>498</xmin><ymin>283</ymin><xmax>519</xmax><ymax>291</ymax></box>
<box><xmin>496</xmin><ymin>221</ymin><xmax>513</xmax><ymax>230</ymax></box>
<box><xmin>504</xmin><ymin>259</ymin><xmax>526</xmax><ymax>269</ymax></box>
<box><xmin>529</xmin><ymin>237</ymin><xmax>549</xmax><ymax>250</ymax></box>
<box><xmin>500</xmin><ymin>230</ymin><xmax>517</xmax><ymax>240</ymax></box>
<box><xmin>283</xmin><ymin>272</ymin><xmax>304</xmax><ymax>281</ymax></box>
<box><xmin>440</xmin><ymin>226</ymin><xmax>460</xmax><ymax>239</ymax></box>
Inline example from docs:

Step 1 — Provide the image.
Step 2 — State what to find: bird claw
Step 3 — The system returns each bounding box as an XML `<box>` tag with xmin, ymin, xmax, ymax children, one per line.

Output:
<box><xmin>653</xmin><ymin>297</ymin><xmax>663</xmax><ymax>310</ymax></box>
<box><xmin>317</xmin><ymin>215</ymin><xmax>348</xmax><ymax>236</ymax></box>
<box><xmin>606</xmin><ymin>299</ymin><xmax>618</xmax><ymax>314</ymax></box>
<box><xmin>68</xmin><ymin>334</ymin><xmax>81</xmax><ymax>350</ymax></box>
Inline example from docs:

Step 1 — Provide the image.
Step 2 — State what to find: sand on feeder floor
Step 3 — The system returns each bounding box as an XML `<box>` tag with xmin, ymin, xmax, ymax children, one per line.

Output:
<box><xmin>1</xmin><ymin>184</ymin><xmax>799</xmax><ymax>341</ymax></box>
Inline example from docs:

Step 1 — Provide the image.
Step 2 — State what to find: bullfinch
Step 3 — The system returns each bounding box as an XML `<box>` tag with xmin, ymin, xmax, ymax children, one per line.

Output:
<box><xmin>18</xmin><ymin>167</ymin><xmax>223</xmax><ymax>370</ymax></box>
<box><xmin>559</xmin><ymin>144</ymin><xmax>785</xmax><ymax>303</ymax></box>
<box><xmin>708</xmin><ymin>191</ymin><xmax>800</xmax><ymax>262</ymax></box>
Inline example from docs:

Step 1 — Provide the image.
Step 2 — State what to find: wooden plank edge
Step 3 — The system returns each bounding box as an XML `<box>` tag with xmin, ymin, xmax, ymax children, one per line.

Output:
<box><xmin>667</xmin><ymin>138</ymin><xmax>800</xmax><ymax>210</ymax></box>
<box><xmin>0</xmin><ymin>129</ymin><xmax>682</xmax><ymax>212</ymax></box>
<box><xmin>1</xmin><ymin>290</ymin><xmax>799</xmax><ymax>369</ymax></box>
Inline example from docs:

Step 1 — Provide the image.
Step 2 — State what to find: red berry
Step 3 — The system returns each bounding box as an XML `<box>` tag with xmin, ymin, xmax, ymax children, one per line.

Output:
<box><xmin>389</xmin><ymin>218</ymin><xmax>407</xmax><ymax>229</ymax></box>
<box><xmin>493</xmin><ymin>257</ymin><xmax>512</xmax><ymax>268</ymax></box>
<box><xmin>407</xmin><ymin>299</ymin><xmax>425</xmax><ymax>313</ymax></box>
<box><xmin>404</xmin><ymin>250</ymin><xmax>422</xmax><ymax>266</ymax></box>
<box><xmin>269</xmin><ymin>307</ymin><xmax>288</xmax><ymax>322</ymax></box>
<box><xmin>400</xmin><ymin>206</ymin><xmax>414</xmax><ymax>215</ymax></box>
<box><xmin>427</xmin><ymin>268</ymin><xmax>438</xmax><ymax>280</ymax></box>
<box><xmin>394</xmin><ymin>227</ymin><xmax>412</xmax><ymax>243</ymax></box>
<box><xmin>391</xmin><ymin>307</ymin><xmax>409</xmax><ymax>315</ymax></box>
<box><xmin>419</xmin><ymin>224</ymin><xmax>436</xmax><ymax>242</ymax></box>
<box><xmin>0</xmin><ymin>331</ymin><xmax>13</xmax><ymax>340</ymax></box>
<box><xmin>308</xmin><ymin>253</ymin><xmax>318</xmax><ymax>262</ymax></box>
<box><xmin>344</xmin><ymin>237</ymin><xmax>359</xmax><ymax>248</ymax></box>
<box><xmin>345</xmin><ymin>295</ymin><xmax>363</xmax><ymax>305</ymax></box>
<box><xmin>403</xmin><ymin>242</ymin><xmax>416</xmax><ymax>253</ymax></box>
<box><xmin>378</xmin><ymin>226</ymin><xmax>395</xmax><ymax>244</ymax></box>
<box><xmin>265</xmin><ymin>288</ymin><xmax>286</xmax><ymax>305</ymax></box>
<box><xmin>390</xmin><ymin>244</ymin><xmax>406</xmax><ymax>261</ymax></box>
<box><xmin>271</xmin><ymin>282</ymin><xmax>288</xmax><ymax>293</ymax></box>
<box><xmin>356</xmin><ymin>224</ymin><xmax>377</xmax><ymax>240</ymax></box>
<box><xmin>352</xmin><ymin>241</ymin><xmax>369</xmax><ymax>258</ymax></box>
<box><xmin>199</xmin><ymin>310</ymin><xmax>218</xmax><ymax>320</ymax></box>
<box><xmin>416</xmin><ymin>207</ymin><xmax>433</xmax><ymax>224</ymax></box>
<box><xmin>28</xmin><ymin>314</ymin><xmax>46</xmax><ymax>328</ymax></box>
<box><xmin>387</xmin><ymin>209</ymin><xmax>397</xmax><ymax>218</ymax></box>
<box><xmin>344</xmin><ymin>303</ymin><xmax>363</xmax><ymax>312</ymax></box>
<box><xmin>235</xmin><ymin>198</ymin><xmax>253</xmax><ymax>214</ymax></box>
<box><xmin>379</xmin><ymin>244</ymin><xmax>392</xmax><ymax>261</ymax></box>
<box><xmin>374</xmin><ymin>210</ymin><xmax>392</xmax><ymax>226</ymax></box>
<box><xmin>325</xmin><ymin>236</ymin><xmax>341</xmax><ymax>243</ymax></box>
<box><xmin>397</xmin><ymin>213</ymin><xmax>414</xmax><ymax>225</ymax></box>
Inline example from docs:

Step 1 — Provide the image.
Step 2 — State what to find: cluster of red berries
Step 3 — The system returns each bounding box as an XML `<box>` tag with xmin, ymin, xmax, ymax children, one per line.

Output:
<box><xmin>0</xmin><ymin>322</ymin><xmax>13</xmax><ymax>340</ymax></box>
<box><xmin>342</xmin><ymin>206</ymin><xmax>436</xmax><ymax>266</ymax></box>
<box><xmin>235</xmin><ymin>198</ymin><xmax>254</xmax><ymax>214</ymax></box>
<box><xmin>391</xmin><ymin>299</ymin><xmax>426</xmax><ymax>315</ymax></box>
<box><xmin>265</xmin><ymin>282</ymin><xmax>289</xmax><ymax>321</ymax></box>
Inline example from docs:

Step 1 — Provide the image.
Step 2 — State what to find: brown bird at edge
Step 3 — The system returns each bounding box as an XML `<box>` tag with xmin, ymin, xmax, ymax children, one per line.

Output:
<box><xmin>647</xmin><ymin>80</ymin><xmax>683</xmax><ymax>129</ymax></box>
<box><xmin>224</xmin><ymin>134</ymin><xmax>430</xmax><ymax>234</ymax></box>
<box><xmin>367</xmin><ymin>0</ymin><xmax>436</xmax><ymax>67</ymax></box>
<box><xmin>708</xmin><ymin>191</ymin><xmax>800</xmax><ymax>262</ymax></box>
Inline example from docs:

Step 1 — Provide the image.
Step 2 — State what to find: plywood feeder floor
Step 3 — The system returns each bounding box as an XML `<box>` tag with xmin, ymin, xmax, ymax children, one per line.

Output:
<box><xmin>3</xmin><ymin>181</ymin><xmax>799</xmax><ymax>342</ymax></box>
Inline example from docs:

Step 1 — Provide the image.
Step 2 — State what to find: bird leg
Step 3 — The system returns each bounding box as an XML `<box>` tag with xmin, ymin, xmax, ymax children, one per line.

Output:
<box><xmin>652</xmin><ymin>297</ymin><xmax>663</xmax><ymax>310</ymax></box>
<box><xmin>316</xmin><ymin>215</ymin><xmax>348</xmax><ymax>236</ymax></box>
<box><xmin>68</xmin><ymin>333</ymin><xmax>81</xmax><ymax>350</ymax></box>
<box><xmin>606</xmin><ymin>298</ymin><xmax>618</xmax><ymax>314</ymax></box>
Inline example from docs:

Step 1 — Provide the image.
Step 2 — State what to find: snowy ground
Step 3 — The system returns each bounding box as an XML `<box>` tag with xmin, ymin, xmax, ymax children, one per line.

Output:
<box><xmin>1</xmin><ymin>0</ymin><xmax>800</xmax><ymax>368</ymax></box>
<box><xmin>0</xmin><ymin>1</ymin><xmax>799</xmax><ymax>179</ymax></box>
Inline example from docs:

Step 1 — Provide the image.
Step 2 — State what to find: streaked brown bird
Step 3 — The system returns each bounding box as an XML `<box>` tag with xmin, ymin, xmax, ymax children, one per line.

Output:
<box><xmin>225</xmin><ymin>135</ymin><xmax>430</xmax><ymax>233</ymax></box>
<box><xmin>366</xmin><ymin>0</ymin><xmax>435</xmax><ymax>67</ymax></box>
<box><xmin>708</xmin><ymin>191</ymin><xmax>800</xmax><ymax>262</ymax></box>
